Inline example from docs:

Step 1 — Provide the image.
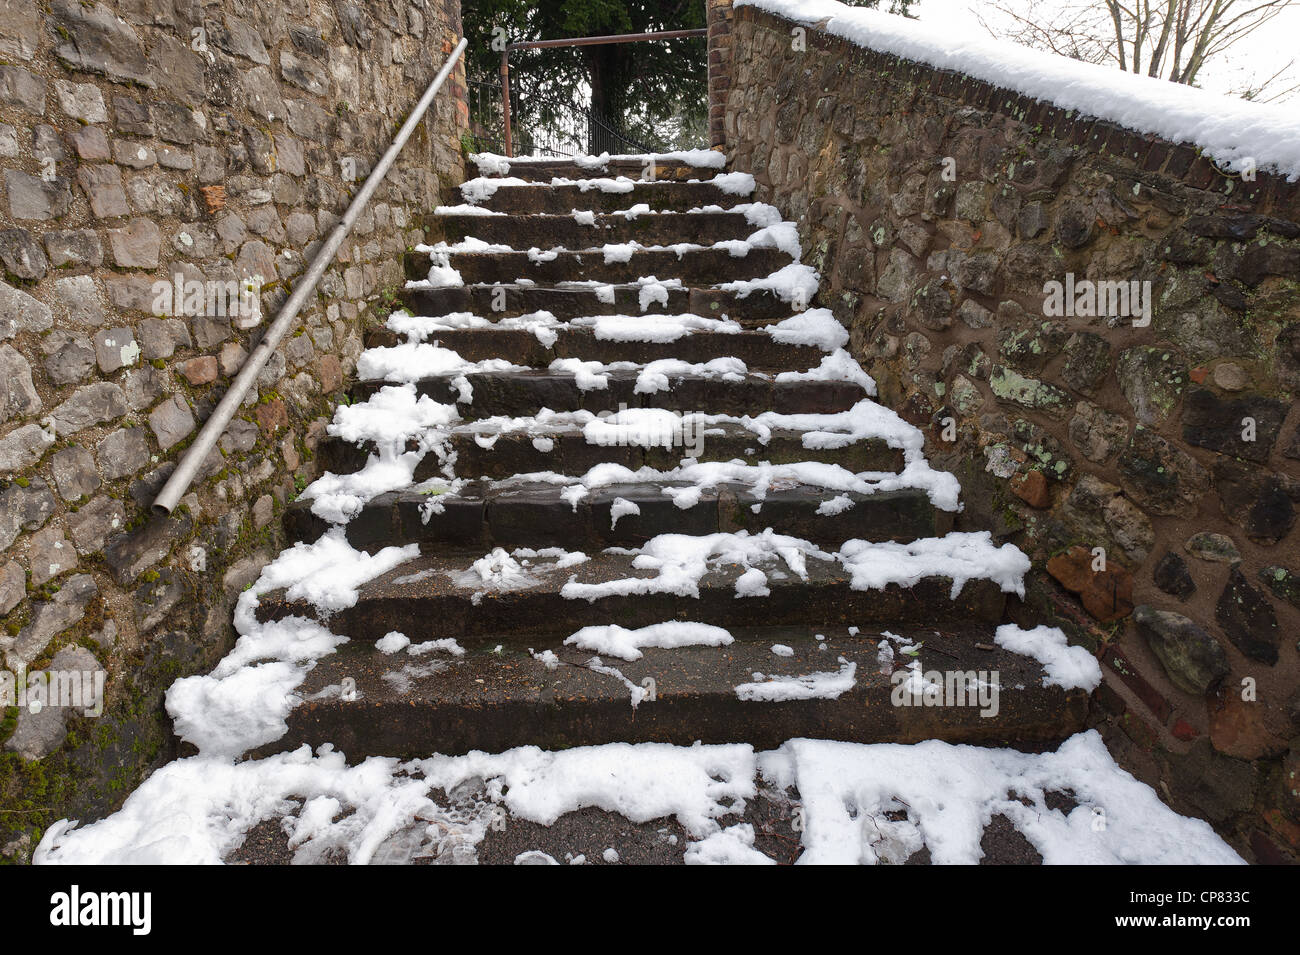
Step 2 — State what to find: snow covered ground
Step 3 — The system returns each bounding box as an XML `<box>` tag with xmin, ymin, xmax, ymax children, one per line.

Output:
<box><xmin>35</xmin><ymin>731</ymin><xmax>1240</xmax><ymax>865</ymax></box>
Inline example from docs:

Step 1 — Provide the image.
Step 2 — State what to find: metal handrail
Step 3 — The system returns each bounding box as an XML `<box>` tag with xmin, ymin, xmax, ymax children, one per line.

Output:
<box><xmin>500</xmin><ymin>28</ymin><xmax>707</xmax><ymax>157</ymax></box>
<box><xmin>468</xmin><ymin>76</ymin><xmax>659</xmax><ymax>157</ymax></box>
<box><xmin>152</xmin><ymin>37</ymin><xmax>469</xmax><ymax>515</ymax></box>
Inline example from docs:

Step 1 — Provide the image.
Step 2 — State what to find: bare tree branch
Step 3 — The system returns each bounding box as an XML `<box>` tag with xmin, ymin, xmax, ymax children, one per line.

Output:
<box><xmin>975</xmin><ymin>0</ymin><xmax>1296</xmax><ymax>98</ymax></box>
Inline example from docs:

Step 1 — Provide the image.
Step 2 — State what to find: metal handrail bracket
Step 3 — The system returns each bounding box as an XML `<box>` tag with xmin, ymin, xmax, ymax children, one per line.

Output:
<box><xmin>152</xmin><ymin>38</ymin><xmax>469</xmax><ymax>515</ymax></box>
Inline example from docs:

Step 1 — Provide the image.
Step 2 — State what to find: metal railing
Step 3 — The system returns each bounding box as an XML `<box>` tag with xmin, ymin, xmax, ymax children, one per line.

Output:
<box><xmin>467</xmin><ymin>78</ymin><xmax>657</xmax><ymax>158</ymax></box>
<box><xmin>152</xmin><ymin>38</ymin><xmax>469</xmax><ymax>515</ymax></box>
<box><xmin>497</xmin><ymin>28</ymin><xmax>707</xmax><ymax>158</ymax></box>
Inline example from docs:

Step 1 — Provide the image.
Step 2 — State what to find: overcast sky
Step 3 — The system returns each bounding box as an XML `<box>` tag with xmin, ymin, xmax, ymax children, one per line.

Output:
<box><xmin>912</xmin><ymin>0</ymin><xmax>1300</xmax><ymax>102</ymax></box>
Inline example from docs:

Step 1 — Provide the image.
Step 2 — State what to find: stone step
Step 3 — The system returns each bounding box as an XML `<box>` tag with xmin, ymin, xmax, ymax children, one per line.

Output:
<box><xmin>465</xmin><ymin>181</ymin><xmax>749</xmax><ymax>215</ymax></box>
<box><xmin>285</xmin><ymin>482</ymin><xmax>949</xmax><ymax>552</ymax></box>
<box><xmin>316</xmin><ymin>422</ymin><xmax>905</xmax><ymax>482</ymax></box>
<box><xmin>256</xmin><ymin>546</ymin><xmax>1010</xmax><ymax>644</ymax></box>
<box><xmin>350</xmin><ymin>371</ymin><xmax>866</xmax><ymax>418</ymax></box>
<box><xmin>476</xmin><ymin>157</ymin><xmax>724</xmax><ymax>183</ymax></box>
<box><xmin>364</xmin><ymin>326</ymin><xmax>826</xmax><ymax>371</ymax></box>
<box><xmin>253</xmin><ymin>628</ymin><xmax>1086</xmax><ymax>759</ymax></box>
<box><xmin>425</xmin><ymin>210</ymin><xmax>755</xmax><ymax>247</ymax></box>
<box><xmin>399</xmin><ymin>283</ymin><xmax>793</xmax><ymax>324</ymax></box>
<box><xmin>406</xmin><ymin>246</ymin><xmax>790</xmax><ymax>285</ymax></box>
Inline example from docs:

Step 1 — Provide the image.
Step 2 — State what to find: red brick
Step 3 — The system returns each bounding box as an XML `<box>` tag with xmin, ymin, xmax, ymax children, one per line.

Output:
<box><xmin>1102</xmin><ymin>644</ymin><xmax>1172</xmax><ymax>722</ymax></box>
<box><xmin>1142</xmin><ymin>141</ymin><xmax>1169</xmax><ymax>173</ymax></box>
<box><xmin>1164</xmin><ymin>143</ymin><xmax>1197</xmax><ymax>177</ymax></box>
<box><xmin>1119</xmin><ymin>710</ymin><xmax>1159</xmax><ymax>752</ymax></box>
<box><xmin>1185</xmin><ymin>154</ymin><xmax>1218</xmax><ymax>190</ymax></box>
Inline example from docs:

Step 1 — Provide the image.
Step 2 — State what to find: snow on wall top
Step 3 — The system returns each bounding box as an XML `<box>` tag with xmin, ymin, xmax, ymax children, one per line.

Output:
<box><xmin>736</xmin><ymin>0</ymin><xmax>1300</xmax><ymax>182</ymax></box>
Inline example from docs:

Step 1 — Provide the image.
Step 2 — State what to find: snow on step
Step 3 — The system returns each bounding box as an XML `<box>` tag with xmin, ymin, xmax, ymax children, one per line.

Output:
<box><xmin>34</xmin><ymin>731</ymin><xmax>1240</xmax><ymax>865</ymax></box>
<box><xmin>555</xmin><ymin>529</ymin><xmax>1023</xmax><ymax>601</ymax></box>
<box><xmin>470</xmin><ymin>149</ymin><xmax>728</xmax><ymax>178</ymax></box>
<box><xmin>146</xmin><ymin>527</ymin><xmax>1020</xmax><ymax>761</ymax></box>
<box><xmin>387</xmin><ymin>303</ymin><xmax>846</xmax><ymax>347</ymax></box>
<box><xmin>368</xmin><ymin>309</ymin><xmax>850</xmax><ymax>374</ymax></box>
<box><xmin>298</xmin><ymin>420</ymin><xmax>960</xmax><ymax>528</ymax></box>
<box><xmin>256</xmin><ymin>625</ymin><xmax>1089</xmax><ymax>758</ymax></box>
<box><xmin>564</xmin><ymin>621</ymin><xmax>735</xmax><ymax>660</ymax></box>
<box><xmin>456</xmin><ymin>169</ymin><xmax>753</xmax><ymax>206</ymax></box>
<box><xmin>428</xmin><ymin>208</ymin><xmax>771</xmax><ymax>247</ymax></box>
<box><xmin>251</xmin><ymin>544</ymin><xmax>1016</xmax><ymax>646</ymax></box>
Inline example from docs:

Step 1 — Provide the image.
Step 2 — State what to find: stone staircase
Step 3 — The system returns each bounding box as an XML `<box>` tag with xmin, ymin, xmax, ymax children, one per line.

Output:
<box><xmin>262</xmin><ymin>153</ymin><xmax>1089</xmax><ymax>761</ymax></box>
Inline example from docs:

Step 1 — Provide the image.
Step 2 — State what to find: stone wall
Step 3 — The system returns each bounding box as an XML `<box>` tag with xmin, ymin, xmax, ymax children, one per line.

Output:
<box><xmin>725</xmin><ymin>4</ymin><xmax>1300</xmax><ymax>862</ymax></box>
<box><xmin>0</xmin><ymin>0</ymin><xmax>466</xmax><ymax>860</ymax></box>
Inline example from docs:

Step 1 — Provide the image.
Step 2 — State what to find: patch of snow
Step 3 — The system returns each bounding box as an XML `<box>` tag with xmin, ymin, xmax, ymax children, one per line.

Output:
<box><xmin>163</xmin><ymin>529</ymin><xmax>419</xmax><ymax>759</ymax></box>
<box><xmin>601</xmin><ymin>242</ymin><xmax>638</xmax><ymax>264</ymax></box>
<box><xmin>451</xmin><ymin>547</ymin><xmax>587</xmax><ymax>605</ymax></box>
<box><xmin>564</xmin><ymin>621</ymin><xmax>734</xmax><ymax>661</ymax></box>
<box><xmin>469</xmin><ymin>152</ymin><xmax>512</xmax><ymax>176</ymax></box>
<box><xmin>562</xmin><ymin>529</ymin><xmax>830</xmax><ymax>602</ymax></box>
<box><xmin>734</xmin><ymin>567</ymin><xmax>770</xmax><ymax>598</ymax></box>
<box><xmin>608</xmin><ymin>496</ymin><xmax>641</xmax><ymax>529</ymax></box>
<box><xmin>530</xmin><ymin>648</ymin><xmax>560</xmax><ymax>671</ymax></box>
<box><xmin>376</xmin><ymin>632</ymin><xmax>410</xmax><ymax>655</ymax></box>
<box><xmin>684</xmin><ymin>824</ymin><xmax>775</xmax><ymax>865</ymax></box>
<box><xmin>717</xmin><ymin>262</ymin><xmax>820</xmax><ymax>308</ymax></box>
<box><xmin>408</xmin><ymin>638</ymin><xmax>466</xmax><ymax>658</ymax></box>
<box><xmin>816</xmin><ymin>494</ymin><xmax>855</xmax><ymax>516</ymax></box>
<box><xmin>576</xmin><ymin>312</ymin><xmax>741</xmax><ymax>343</ymax></box>
<box><xmin>762</xmin><ymin>308</ymin><xmax>848</xmax><ymax>351</ymax></box>
<box><xmin>735</xmin><ymin>657</ymin><xmax>857</xmax><ymax>701</ymax></box>
<box><xmin>994</xmin><ymin>624</ymin><xmax>1102</xmax><ymax>691</ymax></box>
<box><xmin>434</xmin><ymin>203</ymin><xmax>504</xmax><ymax>216</ymax></box>
<box><xmin>709</xmin><ymin>171</ymin><xmax>757</xmax><ymax>195</ymax></box>
<box><xmin>527</xmin><ymin>246</ymin><xmax>562</xmax><ymax>263</ymax></box>
<box><xmin>584</xmin><ymin>656</ymin><xmax>648</xmax><ymax>707</ymax></box>
<box><xmin>356</xmin><ymin>342</ymin><xmax>524</xmax><ymax>384</ymax></box>
<box><xmin>515</xmin><ymin>850</ymin><xmax>559</xmax><ymax>864</ymax></box>
<box><xmin>838</xmin><ymin>533</ymin><xmax>1031</xmax><ymax>599</ymax></box>
<box><xmin>35</xmin><ymin>732</ymin><xmax>1240</xmax><ymax>865</ymax></box>
<box><xmin>756</xmin><ymin>731</ymin><xmax>1244</xmax><ymax>864</ymax></box>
